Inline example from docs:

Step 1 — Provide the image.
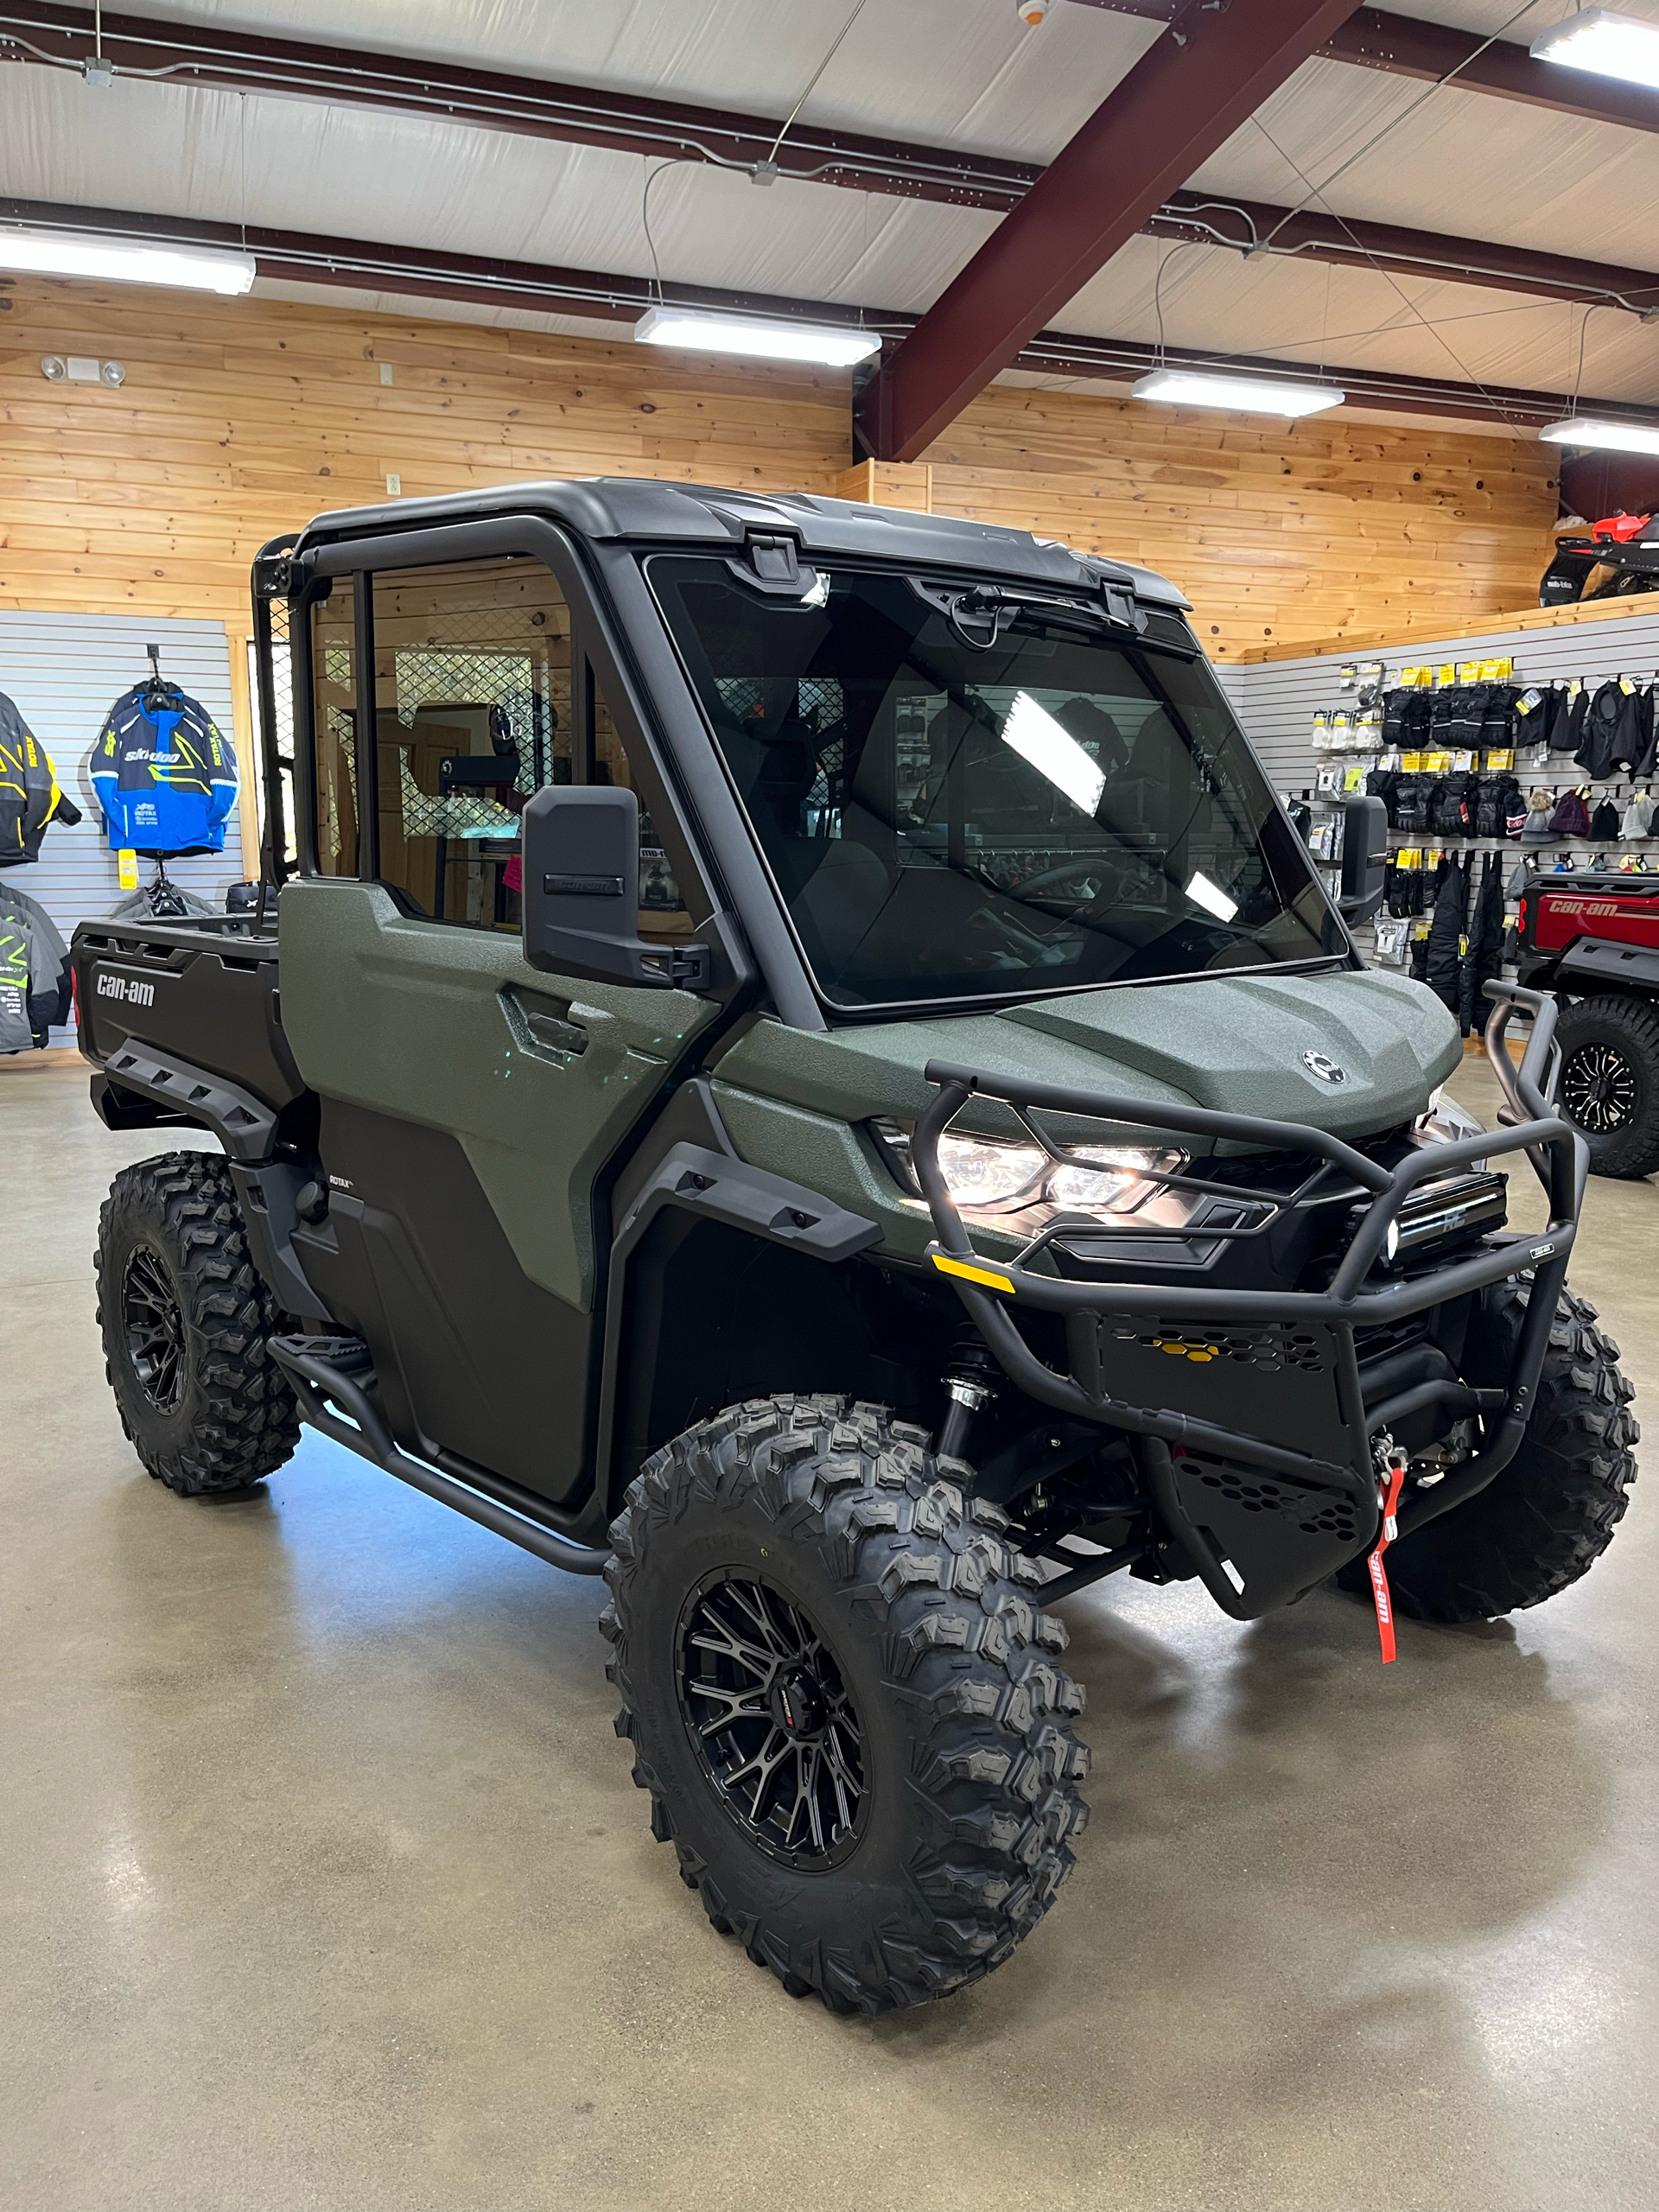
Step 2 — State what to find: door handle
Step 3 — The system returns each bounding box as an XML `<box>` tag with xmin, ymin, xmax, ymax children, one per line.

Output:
<box><xmin>524</xmin><ymin>1008</ymin><xmax>588</xmax><ymax>1057</ymax></box>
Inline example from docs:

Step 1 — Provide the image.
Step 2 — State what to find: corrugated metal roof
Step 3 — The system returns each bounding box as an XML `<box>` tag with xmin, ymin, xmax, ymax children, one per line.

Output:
<box><xmin>1</xmin><ymin>0</ymin><xmax>1656</xmax><ymax>414</ymax></box>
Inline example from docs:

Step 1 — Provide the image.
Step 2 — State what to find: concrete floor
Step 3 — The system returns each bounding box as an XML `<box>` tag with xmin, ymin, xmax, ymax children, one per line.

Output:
<box><xmin>3</xmin><ymin>1051</ymin><xmax>1656</xmax><ymax>2212</ymax></box>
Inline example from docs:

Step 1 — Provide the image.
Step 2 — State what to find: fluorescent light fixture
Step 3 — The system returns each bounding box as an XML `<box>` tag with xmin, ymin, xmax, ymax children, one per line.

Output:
<box><xmin>1133</xmin><ymin>367</ymin><xmax>1344</xmax><ymax>418</ymax></box>
<box><xmin>1185</xmin><ymin>869</ymin><xmax>1239</xmax><ymax>923</ymax></box>
<box><xmin>1539</xmin><ymin>416</ymin><xmax>1659</xmax><ymax>456</ymax></box>
<box><xmin>0</xmin><ymin>226</ymin><xmax>256</xmax><ymax>295</ymax></box>
<box><xmin>634</xmin><ymin>304</ymin><xmax>880</xmax><ymax>366</ymax></box>
<box><xmin>1001</xmin><ymin>691</ymin><xmax>1106</xmax><ymax>818</ymax></box>
<box><xmin>1530</xmin><ymin>7</ymin><xmax>1659</xmax><ymax>89</ymax></box>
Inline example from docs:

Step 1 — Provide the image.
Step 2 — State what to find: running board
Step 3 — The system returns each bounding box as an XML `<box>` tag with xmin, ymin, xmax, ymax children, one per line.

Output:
<box><xmin>267</xmin><ymin>1335</ymin><xmax>611</xmax><ymax>1576</ymax></box>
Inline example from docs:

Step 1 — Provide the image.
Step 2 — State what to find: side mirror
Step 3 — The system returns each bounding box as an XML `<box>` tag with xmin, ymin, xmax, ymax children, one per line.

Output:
<box><xmin>1338</xmin><ymin>792</ymin><xmax>1389</xmax><ymax>925</ymax></box>
<box><xmin>521</xmin><ymin>785</ymin><xmax>709</xmax><ymax>990</ymax></box>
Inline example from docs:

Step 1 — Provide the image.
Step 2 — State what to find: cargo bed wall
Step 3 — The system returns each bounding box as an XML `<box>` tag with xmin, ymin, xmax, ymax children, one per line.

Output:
<box><xmin>0</xmin><ymin>611</ymin><xmax>247</xmax><ymax>1048</ymax></box>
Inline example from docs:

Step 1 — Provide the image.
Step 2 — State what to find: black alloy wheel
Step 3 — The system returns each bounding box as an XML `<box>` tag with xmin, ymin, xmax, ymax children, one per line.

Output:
<box><xmin>677</xmin><ymin>1570</ymin><xmax>868</xmax><ymax>1868</ymax></box>
<box><xmin>122</xmin><ymin>1246</ymin><xmax>188</xmax><ymax>1413</ymax></box>
<box><xmin>1560</xmin><ymin>1041</ymin><xmax>1638</xmax><ymax>1134</ymax></box>
<box><xmin>97</xmin><ymin>1152</ymin><xmax>300</xmax><ymax>1493</ymax></box>
<box><xmin>1552</xmin><ymin>995</ymin><xmax>1659</xmax><ymax>1178</ymax></box>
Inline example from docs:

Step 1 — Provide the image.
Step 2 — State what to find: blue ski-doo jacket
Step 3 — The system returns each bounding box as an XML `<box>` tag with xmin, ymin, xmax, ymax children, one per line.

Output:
<box><xmin>92</xmin><ymin>686</ymin><xmax>237</xmax><ymax>853</ymax></box>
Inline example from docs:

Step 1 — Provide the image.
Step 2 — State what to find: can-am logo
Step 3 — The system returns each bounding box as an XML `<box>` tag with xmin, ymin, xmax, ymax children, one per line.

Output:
<box><xmin>1300</xmin><ymin>1051</ymin><xmax>1346</xmax><ymax>1085</ymax></box>
<box><xmin>96</xmin><ymin>970</ymin><xmax>156</xmax><ymax>1008</ymax></box>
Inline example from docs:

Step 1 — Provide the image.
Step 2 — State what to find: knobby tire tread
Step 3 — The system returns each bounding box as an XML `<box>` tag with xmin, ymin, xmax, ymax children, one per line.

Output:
<box><xmin>97</xmin><ymin>1150</ymin><xmax>301</xmax><ymax>1494</ymax></box>
<box><xmin>600</xmin><ymin>1394</ymin><xmax>1089</xmax><ymax>2017</ymax></box>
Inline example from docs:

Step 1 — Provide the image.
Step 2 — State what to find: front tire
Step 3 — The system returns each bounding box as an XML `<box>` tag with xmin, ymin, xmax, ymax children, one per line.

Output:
<box><xmin>1555</xmin><ymin>995</ymin><xmax>1659</xmax><ymax>1179</ymax></box>
<box><xmin>601</xmin><ymin>1395</ymin><xmax>1089</xmax><ymax>2015</ymax></box>
<box><xmin>1339</xmin><ymin>1285</ymin><xmax>1637</xmax><ymax>1623</ymax></box>
<box><xmin>96</xmin><ymin>1151</ymin><xmax>300</xmax><ymax>1494</ymax></box>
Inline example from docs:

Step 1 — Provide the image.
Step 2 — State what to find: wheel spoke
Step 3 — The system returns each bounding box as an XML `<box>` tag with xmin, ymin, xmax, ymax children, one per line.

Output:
<box><xmin>677</xmin><ymin>1570</ymin><xmax>868</xmax><ymax>1867</ymax></box>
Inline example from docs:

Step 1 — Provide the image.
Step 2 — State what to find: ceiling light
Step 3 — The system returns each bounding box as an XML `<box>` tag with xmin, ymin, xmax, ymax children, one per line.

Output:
<box><xmin>1529</xmin><ymin>8</ymin><xmax>1659</xmax><ymax>89</ymax></box>
<box><xmin>634</xmin><ymin>304</ymin><xmax>880</xmax><ymax>367</ymax></box>
<box><xmin>0</xmin><ymin>226</ymin><xmax>256</xmax><ymax>295</ymax></box>
<box><xmin>1000</xmin><ymin>691</ymin><xmax>1105</xmax><ymax>818</ymax></box>
<box><xmin>1133</xmin><ymin>367</ymin><xmax>1344</xmax><ymax>418</ymax></box>
<box><xmin>1186</xmin><ymin>870</ymin><xmax>1239</xmax><ymax>923</ymax></box>
<box><xmin>1539</xmin><ymin>416</ymin><xmax>1659</xmax><ymax>455</ymax></box>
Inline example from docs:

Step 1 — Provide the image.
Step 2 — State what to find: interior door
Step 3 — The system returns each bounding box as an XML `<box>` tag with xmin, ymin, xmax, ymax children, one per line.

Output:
<box><xmin>279</xmin><ymin>544</ymin><xmax>721</xmax><ymax>1503</ymax></box>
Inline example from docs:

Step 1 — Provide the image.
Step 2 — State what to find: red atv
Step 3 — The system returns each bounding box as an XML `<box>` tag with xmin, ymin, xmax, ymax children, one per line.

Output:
<box><xmin>1517</xmin><ymin>873</ymin><xmax>1659</xmax><ymax>1175</ymax></box>
<box><xmin>1540</xmin><ymin>510</ymin><xmax>1659</xmax><ymax>606</ymax></box>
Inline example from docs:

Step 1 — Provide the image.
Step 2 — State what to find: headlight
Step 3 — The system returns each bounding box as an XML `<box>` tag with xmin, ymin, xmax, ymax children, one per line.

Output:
<box><xmin>1418</xmin><ymin>1085</ymin><xmax>1486</xmax><ymax>1157</ymax></box>
<box><xmin>875</xmin><ymin>1122</ymin><xmax>1186</xmax><ymax>1220</ymax></box>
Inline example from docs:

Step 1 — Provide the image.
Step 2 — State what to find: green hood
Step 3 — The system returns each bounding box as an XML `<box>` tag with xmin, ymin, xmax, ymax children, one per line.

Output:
<box><xmin>715</xmin><ymin>968</ymin><xmax>1463</xmax><ymax>1149</ymax></box>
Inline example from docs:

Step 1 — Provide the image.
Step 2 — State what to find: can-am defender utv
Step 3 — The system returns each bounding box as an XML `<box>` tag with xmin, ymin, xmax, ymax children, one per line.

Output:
<box><xmin>75</xmin><ymin>480</ymin><xmax>1637</xmax><ymax>2018</ymax></box>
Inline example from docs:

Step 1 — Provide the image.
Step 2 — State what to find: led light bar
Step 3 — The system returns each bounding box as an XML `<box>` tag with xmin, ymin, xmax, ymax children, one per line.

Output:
<box><xmin>1132</xmin><ymin>367</ymin><xmax>1344</xmax><ymax>418</ymax></box>
<box><xmin>1530</xmin><ymin>7</ymin><xmax>1659</xmax><ymax>91</ymax></box>
<box><xmin>0</xmin><ymin>226</ymin><xmax>256</xmax><ymax>295</ymax></box>
<box><xmin>634</xmin><ymin>304</ymin><xmax>880</xmax><ymax>367</ymax></box>
<box><xmin>1539</xmin><ymin>416</ymin><xmax>1659</xmax><ymax>456</ymax></box>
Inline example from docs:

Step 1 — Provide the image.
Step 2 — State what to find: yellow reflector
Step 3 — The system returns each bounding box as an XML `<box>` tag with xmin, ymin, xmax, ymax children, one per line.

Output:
<box><xmin>931</xmin><ymin>1252</ymin><xmax>1016</xmax><ymax>1295</ymax></box>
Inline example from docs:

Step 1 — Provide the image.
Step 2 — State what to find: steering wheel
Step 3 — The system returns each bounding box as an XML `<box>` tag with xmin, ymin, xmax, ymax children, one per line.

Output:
<box><xmin>1014</xmin><ymin>854</ymin><xmax>1119</xmax><ymax>911</ymax></box>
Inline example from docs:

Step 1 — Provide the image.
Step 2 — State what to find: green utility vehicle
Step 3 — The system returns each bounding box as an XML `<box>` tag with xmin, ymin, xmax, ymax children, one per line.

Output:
<box><xmin>75</xmin><ymin>480</ymin><xmax>1637</xmax><ymax>2017</ymax></box>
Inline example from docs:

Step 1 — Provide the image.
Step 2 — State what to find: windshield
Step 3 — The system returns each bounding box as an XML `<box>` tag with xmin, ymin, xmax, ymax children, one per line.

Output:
<box><xmin>650</xmin><ymin>558</ymin><xmax>1341</xmax><ymax>1011</ymax></box>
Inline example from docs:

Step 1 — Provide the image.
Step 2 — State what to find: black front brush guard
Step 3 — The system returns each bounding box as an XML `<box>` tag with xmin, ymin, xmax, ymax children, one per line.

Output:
<box><xmin>912</xmin><ymin>982</ymin><xmax>1584</xmax><ymax>1584</ymax></box>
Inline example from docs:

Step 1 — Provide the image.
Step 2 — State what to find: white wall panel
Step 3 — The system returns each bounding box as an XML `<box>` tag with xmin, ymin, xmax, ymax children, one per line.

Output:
<box><xmin>1224</xmin><ymin>605</ymin><xmax>1659</xmax><ymax>802</ymax></box>
<box><xmin>0</xmin><ymin>611</ymin><xmax>245</xmax><ymax>1048</ymax></box>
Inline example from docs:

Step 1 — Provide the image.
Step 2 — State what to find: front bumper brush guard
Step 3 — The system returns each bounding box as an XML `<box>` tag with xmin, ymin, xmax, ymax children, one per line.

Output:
<box><xmin>912</xmin><ymin>981</ymin><xmax>1585</xmax><ymax>1579</ymax></box>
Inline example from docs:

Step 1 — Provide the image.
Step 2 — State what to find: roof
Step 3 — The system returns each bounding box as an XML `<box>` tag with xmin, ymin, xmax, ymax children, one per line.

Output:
<box><xmin>292</xmin><ymin>475</ymin><xmax>1193</xmax><ymax>606</ymax></box>
<box><xmin>3</xmin><ymin>1</ymin><xmax>1656</xmax><ymax>428</ymax></box>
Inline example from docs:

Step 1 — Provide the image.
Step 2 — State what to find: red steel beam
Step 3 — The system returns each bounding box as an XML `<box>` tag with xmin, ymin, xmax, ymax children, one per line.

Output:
<box><xmin>1322</xmin><ymin>7</ymin><xmax>1659</xmax><ymax>134</ymax></box>
<box><xmin>856</xmin><ymin>0</ymin><xmax>1359</xmax><ymax>462</ymax></box>
<box><xmin>0</xmin><ymin>0</ymin><xmax>1037</xmax><ymax>213</ymax></box>
<box><xmin>3</xmin><ymin>2</ymin><xmax>1656</xmax><ymax>322</ymax></box>
<box><xmin>3</xmin><ymin>194</ymin><xmax>1652</xmax><ymax>434</ymax></box>
<box><xmin>1153</xmin><ymin>191</ymin><xmax>1659</xmax><ymax>314</ymax></box>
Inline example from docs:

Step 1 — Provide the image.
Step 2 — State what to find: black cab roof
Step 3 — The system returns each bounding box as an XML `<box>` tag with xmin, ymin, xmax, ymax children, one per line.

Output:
<box><xmin>292</xmin><ymin>474</ymin><xmax>1191</xmax><ymax>611</ymax></box>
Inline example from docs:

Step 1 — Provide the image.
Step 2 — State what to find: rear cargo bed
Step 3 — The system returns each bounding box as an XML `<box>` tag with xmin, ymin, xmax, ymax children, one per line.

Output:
<box><xmin>73</xmin><ymin>916</ymin><xmax>305</xmax><ymax>1129</ymax></box>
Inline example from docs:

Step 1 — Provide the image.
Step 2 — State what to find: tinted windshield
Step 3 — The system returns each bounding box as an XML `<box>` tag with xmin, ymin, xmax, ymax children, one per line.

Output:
<box><xmin>651</xmin><ymin>558</ymin><xmax>1340</xmax><ymax>1010</ymax></box>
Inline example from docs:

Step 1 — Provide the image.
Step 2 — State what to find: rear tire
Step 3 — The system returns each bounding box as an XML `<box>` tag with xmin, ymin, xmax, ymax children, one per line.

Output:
<box><xmin>1555</xmin><ymin>995</ymin><xmax>1659</xmax><ymax>1179</ymax></box>
<box><xmin>96</xmin><ymin>1151</ymin><xmax>300</xmax><ymax>1494</ymax></box>
<box><xmin>1338</xmin><ymin>1285</ymin><xmax>1637</xmax><ymax>1623</ymax></box>
<box><xmin>601</xmin><ymin>1394</ymin><xmax>1090</xmax><ymax>2015</ymax></box>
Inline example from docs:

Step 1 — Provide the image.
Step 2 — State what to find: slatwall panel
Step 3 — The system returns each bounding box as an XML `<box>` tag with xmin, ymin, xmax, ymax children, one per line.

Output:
<box><xmin>1224</xmin><ymin>603</ymin><xmax>1659</xmax><ymax>805</ymax></box>
<box><xmin>0</xmin><ymin>611</ymin><xmax>245</xmax><ymax>1046</ymax></box>
<box><xmin>1222</xmin><ymin>604</ymin><xmax>1659</xmax><ymax>966</ymax></box>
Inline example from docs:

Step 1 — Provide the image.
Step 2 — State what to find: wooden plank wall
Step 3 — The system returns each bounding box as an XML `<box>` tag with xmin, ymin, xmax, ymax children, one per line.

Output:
<box><xmin>914</xmin><ymin>386</ymin><xmax>1561</xmax><ymax>660</ymax></box>
<box><xmin>0</xmin><ymin>274</ymin><xmax>1559</xmax><ymax>664</ymax></box>
<box><xmin>0</xmin><ymin>275</ymin><xmax>850</xmax><ymax>627</ymax></box>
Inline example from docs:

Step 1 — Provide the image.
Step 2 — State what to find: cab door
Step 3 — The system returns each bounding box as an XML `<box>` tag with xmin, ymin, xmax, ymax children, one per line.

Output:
<box><xmin>277</xmin><ymin>534</ymin><xmax>725</xmax><ymax>1504</ymax></box>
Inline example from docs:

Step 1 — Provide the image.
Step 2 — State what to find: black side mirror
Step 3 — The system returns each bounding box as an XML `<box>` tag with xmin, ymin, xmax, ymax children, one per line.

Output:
<box><xmin>521</xmin><ymin>785</ymin><xmax>709</xmax><ymax>990</ymax></box>
<box><xmin>1338</xmin><ymin>792</ymin><xmax>1389</xmax><ymax>924</ymax></box>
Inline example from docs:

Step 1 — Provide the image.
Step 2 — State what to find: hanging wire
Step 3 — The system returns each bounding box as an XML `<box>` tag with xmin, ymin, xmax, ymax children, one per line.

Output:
<box><xmin>1260</xmin><ymin>0</ymin><xmax>1553</xmax><ymax>251</ymax></box>
<box><xmin>1152</xmin><ymin>242</ymin><xmax>1198</xmax><ymax>366</ymax></box>
<box><xmin>762</xmin><ymin>0</ymin><xmax>873</xmax><ymax>171</ymax></box>
<box><xmin>640</xmin><ymin>157</ymin><xmax>686</xmax><ymax>302</ymax></box>
<box><xmin>1249</xmin><ymin>111</ymin><xmax>1520</xmax><ymax>423</ymax></box>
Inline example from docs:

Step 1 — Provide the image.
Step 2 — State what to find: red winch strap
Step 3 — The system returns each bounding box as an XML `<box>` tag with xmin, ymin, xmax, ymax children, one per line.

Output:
<box><xmin>1367</xmin><ymin>1457</ymin><xmax>1408</xmax><ymax>1665</ymax></box>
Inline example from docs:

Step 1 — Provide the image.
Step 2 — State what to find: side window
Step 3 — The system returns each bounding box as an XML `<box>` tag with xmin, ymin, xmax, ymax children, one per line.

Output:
<box><xmin>368</xmin><ymin>557</ymin><xmax>575</xmax><ymax>926</ymax></box>
<box><xmin>310</xmin><ymin>577</ymin><xmax>359</xmax><ymax>876</ymax></box>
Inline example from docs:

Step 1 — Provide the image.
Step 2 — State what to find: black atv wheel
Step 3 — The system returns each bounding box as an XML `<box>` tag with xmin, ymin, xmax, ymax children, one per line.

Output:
<box><xmin>1554</xmin><ymin>995</ymin><xmax>1659</xmax><ymax>1179</ymax></box>
<box><xmin>96</xmin><ymin>1151</ymin><xmax>300</xmax><ymax>1494</ymax></box>
<box><xmin>601</xmin><ymin>1395</ymin><xmax>1089</xmax><ymax>2016</ymax></box>
<box><xmin>1338</xmin><ymin>1285</ymin><xmax>1637</xmax><ymax>1624</ymax></box>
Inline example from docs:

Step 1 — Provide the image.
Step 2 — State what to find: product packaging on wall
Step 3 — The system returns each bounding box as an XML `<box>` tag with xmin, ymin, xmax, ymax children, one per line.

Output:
<box><xmin>1222</xmin><ymin>602</ymin><xmax>1659</xmax><ymax>1017</ymax></box>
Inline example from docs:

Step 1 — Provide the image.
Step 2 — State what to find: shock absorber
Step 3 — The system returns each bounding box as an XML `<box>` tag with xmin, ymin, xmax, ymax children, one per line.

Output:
<box><xmin>937</xmin><ymin>1341</ymin><xmax>998</xmax><ymax>1461</ymax></box>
